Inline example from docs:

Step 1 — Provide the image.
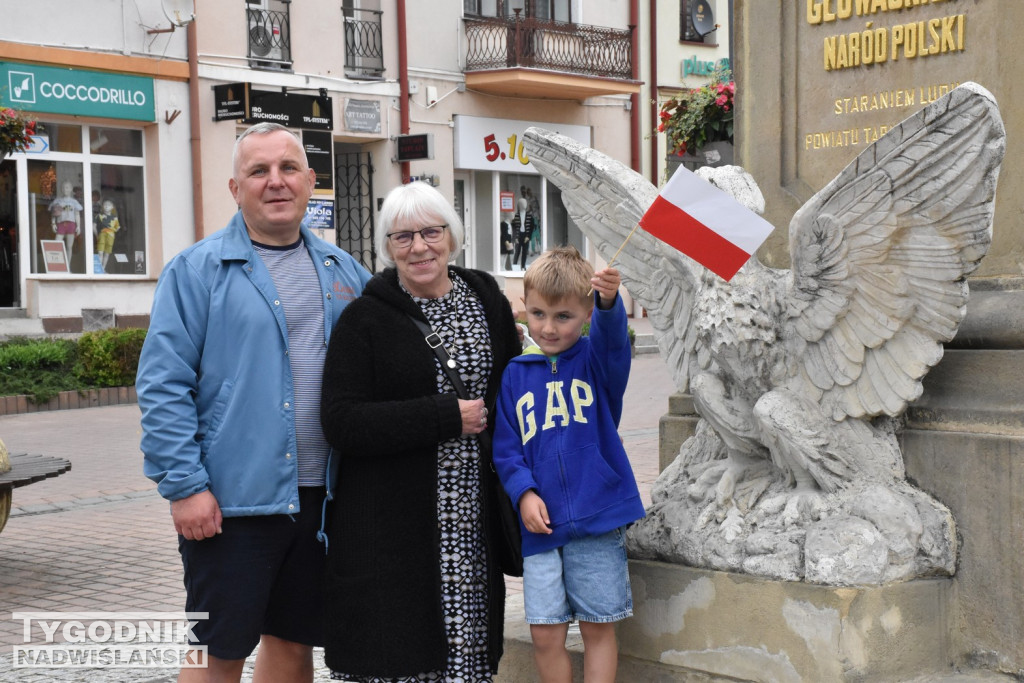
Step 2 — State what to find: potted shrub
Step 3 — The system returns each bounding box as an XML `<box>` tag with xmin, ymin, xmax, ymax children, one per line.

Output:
<box><xmin>0</xmin><ymin>107</ymin><xmax>35</xmax><ymax>159</ymax></box>
<box><xmin>658</xmin><ymin>69</ymin><xmax>735</xmax><ymax>170</ymax></box>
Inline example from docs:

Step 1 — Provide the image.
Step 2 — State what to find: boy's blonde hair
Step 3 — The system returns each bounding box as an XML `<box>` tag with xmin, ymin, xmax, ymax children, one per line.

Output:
<box><xmin>523</xmin><ymin>246</ymin><xmax>594</xmax><ymax>306</ymax></box>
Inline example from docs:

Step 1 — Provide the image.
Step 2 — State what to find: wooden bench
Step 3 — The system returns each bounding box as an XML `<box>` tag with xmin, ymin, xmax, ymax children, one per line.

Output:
<box><xmin>0</xmin><ymin>452</ymin><xmax>72</xmax><ymax>534</ymax></box>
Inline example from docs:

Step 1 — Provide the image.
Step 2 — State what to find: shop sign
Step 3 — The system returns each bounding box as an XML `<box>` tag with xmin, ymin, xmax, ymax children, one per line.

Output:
<box><xmin>396</xmin><ymin>133</ymin><xmax>433</xmax><ymax>162</ymax></box>
<box><xmin>0</xmin><ymin>61</ymin><xmax>155</xmax><ymax>122</ymax></box>
<box><xmin>213</xmin><ymin>82</ymin><xmax>247</xmax><ymax>121</ymax></box>
<box><xmin>25</xmin><ymin>135</ymin><xmax>50</xmax><ymax>154</ymax></box>
<box><xmin>306</xmin><ymin>198</ymin><xmax>335</xmax><ymax>231</ymax></box>
<box><xmin>303</xmin><ymin>130</ymin><xmax>334</xmax><ymax>194</ymax></box>
<box><xmin>682</xmin><ymin>55</ymin><xmax>731</xmax><ymax>79</ymax></box>
<box><xmin>344</xmin><ymin>99</ymin><xmax>381</xmax><ymax>133</ymax></box>
<box><xmin>453</xmin><ymin>115</ymin><xmax>590</xmax><ymax>173</ymax></box>
<box><xmin>245</xmin><ymin>88</ymin><xmax>333</xmax><ymax>130</ymax></box>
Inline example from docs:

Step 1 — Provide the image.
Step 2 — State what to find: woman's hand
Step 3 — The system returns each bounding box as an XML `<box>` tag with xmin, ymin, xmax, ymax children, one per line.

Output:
<box><xmin>459</xmin><ymin>398</ymin><xmax>489</xmax><ymax>435</ymax></box>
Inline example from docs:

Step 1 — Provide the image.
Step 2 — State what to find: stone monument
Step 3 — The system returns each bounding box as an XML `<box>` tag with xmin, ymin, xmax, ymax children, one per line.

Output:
<box><xmin>522</xmin><ymin>77</ymin><xmax>1009</xmax><ymax>679</ymax></box>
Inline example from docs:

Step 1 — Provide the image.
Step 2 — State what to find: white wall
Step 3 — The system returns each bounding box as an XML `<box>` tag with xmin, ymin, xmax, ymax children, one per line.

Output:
<box><xmin>0</xmin><ymin>0</ymin><xmax>188</xmax><ymax>60</ymax></box>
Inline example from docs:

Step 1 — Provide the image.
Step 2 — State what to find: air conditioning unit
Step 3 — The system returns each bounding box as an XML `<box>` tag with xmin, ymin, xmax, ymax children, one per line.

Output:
<box><xmin>247</xmin><ymin>1</ymin><xmax>284</xmax><ymax>63</ymax></box>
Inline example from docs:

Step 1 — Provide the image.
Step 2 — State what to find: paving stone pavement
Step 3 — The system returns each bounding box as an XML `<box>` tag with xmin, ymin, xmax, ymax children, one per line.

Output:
<box><xmin>0</xmin><ymin>319</ymin><xmax>674</xmax><ymax>682</ymax></box>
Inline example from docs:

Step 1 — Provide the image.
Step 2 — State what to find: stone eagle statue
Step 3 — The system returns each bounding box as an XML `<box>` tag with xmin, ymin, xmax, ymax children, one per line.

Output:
<box><xmin>522</xmin><ymin>82</ymin><xmax>1005</xmax><ymax>586</ymax></box>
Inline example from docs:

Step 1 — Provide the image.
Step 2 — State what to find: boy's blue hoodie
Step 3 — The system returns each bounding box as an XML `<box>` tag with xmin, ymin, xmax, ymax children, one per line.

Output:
<box><xmin>493</xmin><ymin>295</ymin><xmax>645</xmax><ymax>557</ymax></box>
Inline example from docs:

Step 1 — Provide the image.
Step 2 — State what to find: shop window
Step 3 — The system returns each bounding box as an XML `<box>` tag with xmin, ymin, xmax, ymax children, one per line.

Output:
<box><xmin>24</xmin><ymin>122</ymin><xmax>146</xmax><ymax>276</ymax></box>
<box><xmin>473</xmin><ymin>170</ymin><xmax>582</xmax><ymax>275</ymax></box>
<box><xmin>29</xmin><ymin>159</ymin><xmax>85</xmax><ymax>274</ymax></box>
<box><xmin>89</xmin><ymin>127</ymin><xmax>143</xmax><ymax>157</ymax></box>
<box><xmin>36</xmin><ymin>122</ymin><xmax>83</xmax><ymax>154</ymax></box>
<box><xmin>91</xmin><ymin>164</ymin><xmax>145</xmax><ymax>275</ymax></box>
<box><xmin>500</xmin><ymin>172</ymin><xmax>542</xmax><ymax>272</ymax></box>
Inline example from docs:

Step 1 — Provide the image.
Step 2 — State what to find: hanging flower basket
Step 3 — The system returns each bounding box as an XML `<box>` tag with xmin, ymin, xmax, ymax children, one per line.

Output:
<box><xmin>658</xmin><ymin>69</ymin><xmax>735</xmax><ymax>158</ymax></box>
<box><xmin>0</xmin><ymin>107</ymin><xmax>36</xmax><ymax>159</ymax></box>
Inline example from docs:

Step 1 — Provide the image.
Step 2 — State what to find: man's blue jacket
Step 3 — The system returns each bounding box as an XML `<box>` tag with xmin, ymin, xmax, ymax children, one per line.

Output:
<box><xmin>137</xmin><ymin>211</ymin><xmax>371</xmax><ymax>516</ymax></box>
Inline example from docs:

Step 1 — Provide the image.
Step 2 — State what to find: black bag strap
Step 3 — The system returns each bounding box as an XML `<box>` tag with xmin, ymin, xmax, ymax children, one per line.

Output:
<box><xmin>407</xmin><ymin>315</ymin><xmax>471</xmax><ymax>400</ymax></box>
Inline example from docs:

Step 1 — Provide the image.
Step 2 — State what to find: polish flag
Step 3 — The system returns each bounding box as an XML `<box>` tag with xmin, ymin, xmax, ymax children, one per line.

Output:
<box><xmin>639</xmin><ymin>166</ymin><xmax>775</xmax><ymax>281</ymax></box>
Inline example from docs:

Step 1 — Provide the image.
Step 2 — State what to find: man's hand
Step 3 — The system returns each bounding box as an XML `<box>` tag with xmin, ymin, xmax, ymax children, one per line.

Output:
<box><xmin>591</xmin><ymin>267</ymin><xmax>621</xmax><ymax>310</ymax></box>
<box><xmin>518</xmin><ymin>490</ymin><xmax>553</xmax><ymax>535</ymax></box>
<box><xmin>171</xmin><ymin>490</ymin><xmax>223</xmax><ymax>541</ymax></box>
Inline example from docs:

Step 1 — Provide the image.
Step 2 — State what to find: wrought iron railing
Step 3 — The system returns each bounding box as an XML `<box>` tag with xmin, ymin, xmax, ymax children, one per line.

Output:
<box><xmin>247</xmin><ymin>6</ymin><xmax>292</xmax><ymax>68</ymax></box>
<box><xmin>464</xmin><ymin>14</ymin><xmax>632</xmax><ymax>80</ymax></box>
<box><xmin>343</xmin><ymin>8</ymin><xmax>385</xmax><ymax>79</ymax></box>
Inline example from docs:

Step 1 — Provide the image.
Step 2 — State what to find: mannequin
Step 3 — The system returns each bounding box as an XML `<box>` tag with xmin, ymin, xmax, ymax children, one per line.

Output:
<box><xmin>48</xmin><ymin>181</ymin><xmax>82</xmax><ymax>259</ymax></box>
<box><xmin>499</xmin><ymin>212</ymin><xmax>513</xmax><ymax>270</ymax></box>
<box><xmin>94</xmin><ymin>199</ymin><xmax>120</xmax><ymax>271</ymax></box>
<box><xmin>510</xmin><ymin>196</ymin><xmax>536</xmax><ymax>271</ymax></box>
<box><xmin>521</xmin><ymin>185</ymin><xmax>541</xmax><ymax>256</ymax></box>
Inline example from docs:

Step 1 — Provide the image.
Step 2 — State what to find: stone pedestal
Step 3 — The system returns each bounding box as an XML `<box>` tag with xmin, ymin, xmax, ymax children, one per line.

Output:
<box><xmin>618</xmin><ymin>561</ymin><xmax>954</xmax><ymax>682</ymax></box>
<box><xmin>658</xmin><ymin>394</ymin><xmax>698</xmax><ymax>472</ymax></box>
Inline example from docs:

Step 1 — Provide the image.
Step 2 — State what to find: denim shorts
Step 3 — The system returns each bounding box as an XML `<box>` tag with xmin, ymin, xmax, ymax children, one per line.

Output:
<box><xmin>523</xmin><ymin>526</ymin><xmax>633</xmax><ymax>624</ymax></box>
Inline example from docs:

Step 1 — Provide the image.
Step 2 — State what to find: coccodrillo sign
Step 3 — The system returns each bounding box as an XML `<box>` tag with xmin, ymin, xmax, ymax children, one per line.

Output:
<box><xmin>0</xmin><ymin>62</ymin><xmax>155</xmax><ymax>122</ymax></box>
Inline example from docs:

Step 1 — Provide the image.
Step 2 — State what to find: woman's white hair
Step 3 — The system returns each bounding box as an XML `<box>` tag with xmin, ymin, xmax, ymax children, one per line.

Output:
<box><xmin>376</xmin><ymin>181</ymin><xmax>464</xmax><ymax>268</ymax></box>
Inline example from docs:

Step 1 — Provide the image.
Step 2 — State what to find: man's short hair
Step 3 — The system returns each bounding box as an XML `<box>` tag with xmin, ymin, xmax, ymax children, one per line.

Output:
<box><xmin>523</xmin><ymin>245</ymin><xmax>594</xmax><ymax>306</ymax></box>
<box><xmin>232</xmin><ymin>122</ymin><xmax>305</xmax><ymax>176</ymax></box>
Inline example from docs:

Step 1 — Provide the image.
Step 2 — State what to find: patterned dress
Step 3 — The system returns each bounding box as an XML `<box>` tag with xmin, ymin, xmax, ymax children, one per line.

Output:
<box><xmin>333</xmin><ymin>273</ymin><xmax>494</xmax><ymax>683</ymax></box>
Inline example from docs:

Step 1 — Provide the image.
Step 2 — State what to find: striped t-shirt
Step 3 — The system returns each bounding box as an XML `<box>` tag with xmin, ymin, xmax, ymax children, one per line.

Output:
<box><xmin>253</xmin><ymin>238</ymin><xmax>329</xmax><ymax>487</ymax></box>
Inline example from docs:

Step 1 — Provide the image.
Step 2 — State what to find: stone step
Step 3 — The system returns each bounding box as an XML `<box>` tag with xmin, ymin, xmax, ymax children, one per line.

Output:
<box><xmin>633</xmin><ymin>332</ymin><xmax>659</xmax><ymax>355</ymax></box>
<box><xmin>0</xmin><ymin>317</ymin><xmax>46</xmax><ymax>340</ymax></box>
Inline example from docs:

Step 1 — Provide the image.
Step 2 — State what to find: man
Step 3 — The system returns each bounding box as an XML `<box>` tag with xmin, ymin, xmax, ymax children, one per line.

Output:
<box><xmin>137</xmin><ymin>122</ymin><xmax>371</xmax><ymax>682</ymax></box>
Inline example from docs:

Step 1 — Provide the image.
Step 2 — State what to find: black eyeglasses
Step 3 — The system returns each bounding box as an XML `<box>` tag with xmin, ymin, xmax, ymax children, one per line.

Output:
<box><xmin>385</xmin><ymin>225</ymin><xmax>448</xmax><ymax>248</ymax></box>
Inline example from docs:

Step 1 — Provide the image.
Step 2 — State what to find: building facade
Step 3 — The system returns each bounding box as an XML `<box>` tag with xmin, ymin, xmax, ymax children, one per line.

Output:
<box><xmin>0</xmin><ymin>0</ymin><xmax>642</xmax><ymax>331</ymax></box>
<box><xmin>639</xmin><ymin>0</ymin><xmax>734</xmax><ymax>188</ymax></box>
<box><xmin>0</xmin><ymin>2</ymin><xmax>192</xmax><ymax>330</ymax></box>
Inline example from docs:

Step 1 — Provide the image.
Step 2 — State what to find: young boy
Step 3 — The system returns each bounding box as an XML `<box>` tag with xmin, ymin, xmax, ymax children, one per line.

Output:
<box><xmin>493</xmin><ymin>246</ymin><xmax>645</xmax><ymax>683</ymax></box>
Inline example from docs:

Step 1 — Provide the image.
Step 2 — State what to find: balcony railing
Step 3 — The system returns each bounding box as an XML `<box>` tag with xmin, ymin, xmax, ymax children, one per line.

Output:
<box><xmin>247</xmin><ymin>6</ymin><xmax>292</xmax><ymax>68</ymax></box>
<box><xmin>464</xmin><ymin>14</ymin><xmax>632</xmax><ymax>81</ymax></box>
<box><xmin>344</xmin><ymin>8</ymin><xmax>385</xmax><ymax>79</ymax></box>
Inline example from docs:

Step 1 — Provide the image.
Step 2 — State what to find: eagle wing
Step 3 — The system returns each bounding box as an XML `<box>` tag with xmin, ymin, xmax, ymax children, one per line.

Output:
<box><xmin>784</xmin><ymin>82</ymin><xmax>1005</xmax><ymax>421</ymax></box>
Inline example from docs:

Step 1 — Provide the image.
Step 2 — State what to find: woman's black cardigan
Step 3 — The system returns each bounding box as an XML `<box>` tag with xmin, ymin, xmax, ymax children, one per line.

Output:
<box><xmin>320</xmin><ymin>266</ymin><xmax>520</xmax><ymax>678</ymax></box>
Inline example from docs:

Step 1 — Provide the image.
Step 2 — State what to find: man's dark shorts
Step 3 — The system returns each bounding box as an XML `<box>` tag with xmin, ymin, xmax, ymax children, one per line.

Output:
<box><xmin>178</xmin><ymin>486</ymin><xmax>328</xmax><ymax>660</ymax></box>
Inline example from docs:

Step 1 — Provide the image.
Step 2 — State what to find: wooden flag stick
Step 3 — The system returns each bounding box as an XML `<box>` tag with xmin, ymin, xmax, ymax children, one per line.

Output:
<box><xmin>606</xmin><ymin>222</ymin><xmax>642</xmax><ymax>267</ymax></box>
<box><xmin>589</xmin><ymin>222</ymin><xmax>641</xmax><ymax>296</ymax></box>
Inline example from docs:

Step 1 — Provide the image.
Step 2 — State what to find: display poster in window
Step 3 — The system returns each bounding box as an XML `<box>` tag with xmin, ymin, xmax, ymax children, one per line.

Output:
<box><xmin>303</xmin><ymin>130</ymin><xmax>334</xmax><ymax>195</ymax></box>
<box><xmin>40</xmin><ymin>240</ymin><xmax>69</xmax><ymax>273</ymax></box>
<box><xmin>500</xmin><ymin>191</ymin><xmax>515</xmax><ymax>212</ymax></box>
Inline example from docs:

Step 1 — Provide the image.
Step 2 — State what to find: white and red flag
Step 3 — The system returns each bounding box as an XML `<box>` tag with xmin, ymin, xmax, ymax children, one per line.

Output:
<box><xmin>639</xmin><ymin>166</ymin><xmax>775</xmax><ymax>281</ymax></box>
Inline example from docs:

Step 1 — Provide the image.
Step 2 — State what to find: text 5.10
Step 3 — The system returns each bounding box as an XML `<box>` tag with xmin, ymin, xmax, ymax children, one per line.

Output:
<box><xmin>483</xmin><ymin>133</ymin><xmax>530</xmax><ymax>165</ymax></box>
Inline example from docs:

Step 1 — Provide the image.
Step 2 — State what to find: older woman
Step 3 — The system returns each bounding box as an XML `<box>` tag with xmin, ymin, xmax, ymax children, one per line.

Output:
<box><xmin>321</xmin><ymin>181</ymin><xmax>520</xmax><ymax>681</ymax></box>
